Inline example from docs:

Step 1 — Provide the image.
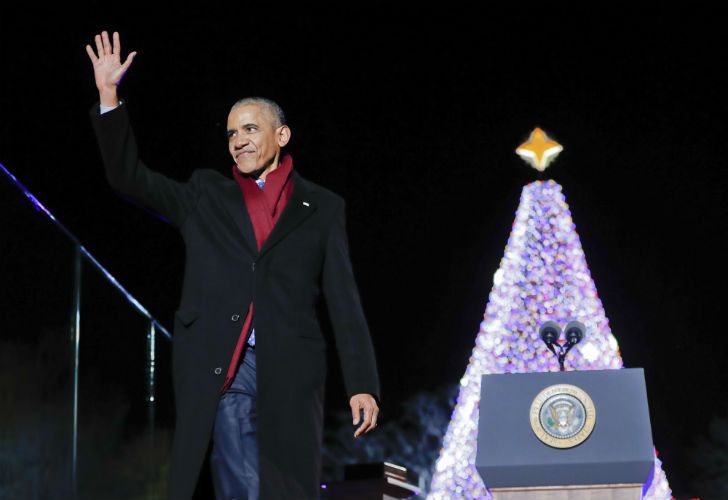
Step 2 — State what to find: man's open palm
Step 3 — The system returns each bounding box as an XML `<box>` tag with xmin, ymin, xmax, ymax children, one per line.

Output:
<box><xmin>85</xmin><ymin>31</ymin><xmax>136</xmax><ymax>96</ymax></box>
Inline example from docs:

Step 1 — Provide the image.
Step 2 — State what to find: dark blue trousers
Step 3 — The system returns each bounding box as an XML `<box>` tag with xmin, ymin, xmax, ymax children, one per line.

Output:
<box><xmin>210</xmin><ymin>345</ymin><xmax>259</xmax><ymax>500</ymax></box>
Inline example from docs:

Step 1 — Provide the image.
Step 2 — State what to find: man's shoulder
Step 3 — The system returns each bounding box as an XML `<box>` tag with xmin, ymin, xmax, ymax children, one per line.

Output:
<box><xmin>295</xmin><ymin>172</ymin><xmax>345</xmax><ymax>207</ymax></box>
<box><xmin>189</xmin><ymin>168</ymin><xmax>233</xmax><ymax>186</ymax></box>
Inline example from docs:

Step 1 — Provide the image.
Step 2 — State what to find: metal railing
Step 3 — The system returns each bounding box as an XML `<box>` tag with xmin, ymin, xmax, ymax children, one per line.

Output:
<box><xmin>1</xmin><ymin>162</ymin><xmax>171</xmax><ymax>499</ymax></box>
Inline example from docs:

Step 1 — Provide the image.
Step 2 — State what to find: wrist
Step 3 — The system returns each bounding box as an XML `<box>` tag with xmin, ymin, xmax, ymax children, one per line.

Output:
<box><xmin>99</xmin><ymin>87</ymin><xmax>119</xmax><ymax>108</ymax></box>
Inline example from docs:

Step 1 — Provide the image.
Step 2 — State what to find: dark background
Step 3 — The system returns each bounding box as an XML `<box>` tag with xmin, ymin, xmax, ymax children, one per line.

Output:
<box><xmin>1</xmin><ymin>10</ymin><xmax>726</xmax><ymax>498</ymax></box>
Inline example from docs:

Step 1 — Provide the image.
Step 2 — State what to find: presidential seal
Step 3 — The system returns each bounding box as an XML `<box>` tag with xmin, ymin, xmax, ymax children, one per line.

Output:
<box><xmin>530</xmin><ymin>384</ymin><xmax>596</xmax><ymax>449</ymax></box>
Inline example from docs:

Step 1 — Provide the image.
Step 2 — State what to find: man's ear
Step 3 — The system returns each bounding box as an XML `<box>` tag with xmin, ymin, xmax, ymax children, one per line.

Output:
<box><xmin>277</xmin><ymin>125</ymin><xmax>291</xmax><ymax>147</ymax></box>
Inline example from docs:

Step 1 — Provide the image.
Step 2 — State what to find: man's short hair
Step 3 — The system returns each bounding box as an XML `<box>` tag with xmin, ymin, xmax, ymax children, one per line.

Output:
<box><xmin>230</xmin><ymin>97</ymin><xmax>286</xmax><ymax>128</ymax></box>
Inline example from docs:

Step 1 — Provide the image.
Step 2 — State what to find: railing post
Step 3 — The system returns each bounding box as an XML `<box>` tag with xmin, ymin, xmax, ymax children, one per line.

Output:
<box><xmin>71</xmin><ymin>243</ymin><xmax>82</xmax><ymax>499</ymax></box>
<box><xmin>147</xmin><ymin>320</ymin><xmax>156</xmax><ymax>439</ymax></box>
<box><xmin>147</xmin><ymin>320</ymin><xmax>157</xmax><ymax>498</ymax></box>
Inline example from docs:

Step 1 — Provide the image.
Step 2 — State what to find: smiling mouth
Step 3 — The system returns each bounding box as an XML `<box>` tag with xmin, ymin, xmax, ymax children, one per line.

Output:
<box><xmin>236</xmin><ymin>151</ymin><xmax>255</xmax><ymax>160</ymax></box>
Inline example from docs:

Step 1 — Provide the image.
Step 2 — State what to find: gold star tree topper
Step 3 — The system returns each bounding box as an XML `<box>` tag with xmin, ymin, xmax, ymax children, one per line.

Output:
<box><xmin>516</xmin><ymin>127</ymin><xmax>563</xmax><ymax>171</ymax></box>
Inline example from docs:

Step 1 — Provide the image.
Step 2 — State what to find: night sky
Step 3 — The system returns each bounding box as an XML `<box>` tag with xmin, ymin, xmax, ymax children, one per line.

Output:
<box><xmin>1</xmin><ymin>11</ymin><xmax>726</xmax><ymax>497</ymax></box>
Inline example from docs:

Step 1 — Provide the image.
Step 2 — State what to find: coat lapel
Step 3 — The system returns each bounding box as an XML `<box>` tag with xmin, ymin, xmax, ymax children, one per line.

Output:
<box><xmin>260</xmin><ymin>171</ymin><xmax>317</xmax><ymax>258</ymax></box>
<box><xmin>220</xmin><ymin>171</ymin><xmax>318</xmax><ymax>258</ymax></box>
<box><xmin>221</xmin><ymin>181</ymin><xmax>259</xmax><ymax>256</ymax></box>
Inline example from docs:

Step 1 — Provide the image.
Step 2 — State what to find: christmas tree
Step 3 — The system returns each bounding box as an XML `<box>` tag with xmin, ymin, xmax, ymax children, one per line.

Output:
<box><xmin>427</xmin><ymin>129</ymin><xmax>672</xmax><ymax>499</ymax></box>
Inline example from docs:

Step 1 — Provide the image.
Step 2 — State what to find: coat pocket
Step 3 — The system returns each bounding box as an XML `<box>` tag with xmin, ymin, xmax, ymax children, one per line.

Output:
<box><xmin>174</xmin><ymin>309</ymin><xmax>201</xmax><ymax>328</ymax></box>
<box><xmin>298</xmin><ymin>330</ymin><xmax>325</xmax><ymax>344</ymax></box>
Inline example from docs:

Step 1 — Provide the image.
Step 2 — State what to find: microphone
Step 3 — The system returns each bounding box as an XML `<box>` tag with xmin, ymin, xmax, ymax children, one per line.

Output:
<box><xmin>564</xmin><ymin>320</ymin><xmax>586</xmax><ymax>346</ymax></box>
<box><xmin>539</xmin><ymin>321</ymin><xmax>562</xmax><ymax>345</ymax></box>
<box><xmin>538</xmin><ymin>320</ymin><xmax>587</xmax><ymax>371</ymax></box>
<box><xmin>539</xmin><ymin>321</ymin><xmax>561</xmax><ymax>357</ymax></box>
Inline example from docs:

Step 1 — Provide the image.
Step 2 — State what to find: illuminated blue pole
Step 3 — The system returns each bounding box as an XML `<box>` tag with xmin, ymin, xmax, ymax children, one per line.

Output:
<box><xmin>71</xmin><ymin>244</ymin><xmax>82</xmax><ymax>499</ymax></box>
<box><xmin>147</xmin><ymin>320</ymin><xmax>157</xmax><ymax>496</ymax></box>
<box><xmin>147</xmin><ymin>320</ymin><xmax>156</xmax><ymax>439</ymax></box>
<box><xmin>0</xmin><ymin>162</ymin><xmax>172</xmax><ymax>338</ymax></box>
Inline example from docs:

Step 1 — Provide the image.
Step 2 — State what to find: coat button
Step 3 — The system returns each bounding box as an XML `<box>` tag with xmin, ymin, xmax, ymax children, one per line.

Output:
<box><xmin>231</xmin><ymin>314</ymin><xmax>240</xmax><ymax>321</ymax></box>
<box><xmin>214</xmin><ymin>367</ymin><xmax>222</xmax><ymax>375</ymax></box>
<box><xmin>251</xmin><ymin>262</ymin><xmax>256</xmax><ymax>271</ymax></box>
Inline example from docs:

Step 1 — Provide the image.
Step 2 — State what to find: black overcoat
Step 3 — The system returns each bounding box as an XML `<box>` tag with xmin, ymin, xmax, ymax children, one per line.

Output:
<box><xmin>89</xmin><ymin>102</ymin><xmax>380</xmax><ymax>499</ymax></box>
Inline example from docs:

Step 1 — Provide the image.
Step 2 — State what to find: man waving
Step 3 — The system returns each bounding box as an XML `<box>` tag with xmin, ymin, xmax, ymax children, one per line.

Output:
<box><xmin>86</xmin><ymin>30</ymin><xmax>380</xmax><ymax>500</ymax></box>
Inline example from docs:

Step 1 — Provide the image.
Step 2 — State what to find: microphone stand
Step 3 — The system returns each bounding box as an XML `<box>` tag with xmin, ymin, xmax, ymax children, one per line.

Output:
<box><xmin>555</xmin><ymin>340</ymin><xmax>579</xmax><ymax>372</ymax></box>
<box><xmin>543</xmin><ymin>341</ymin><xmax>575</xmax><ymax>371</ymax></box>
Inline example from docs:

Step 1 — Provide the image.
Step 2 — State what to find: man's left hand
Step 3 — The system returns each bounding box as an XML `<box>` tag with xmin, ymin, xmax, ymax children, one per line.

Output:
<box><xmin>350</xmin><ymin>393</ymin><xmax>379</xmax><ymax>438</ymax></box>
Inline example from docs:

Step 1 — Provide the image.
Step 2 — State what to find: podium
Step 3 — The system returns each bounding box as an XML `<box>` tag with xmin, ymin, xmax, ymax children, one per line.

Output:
<box><xmin>476</xmin><ymin>369</ymin><xmax>654</xmax><ymax>500</ymax></box>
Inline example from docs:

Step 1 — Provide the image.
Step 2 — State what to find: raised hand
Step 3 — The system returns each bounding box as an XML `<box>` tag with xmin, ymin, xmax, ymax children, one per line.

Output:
<box><xmin>85</xmin><ymin>31</ymin><xmax>137</xmax><ymax>107</ymax></box>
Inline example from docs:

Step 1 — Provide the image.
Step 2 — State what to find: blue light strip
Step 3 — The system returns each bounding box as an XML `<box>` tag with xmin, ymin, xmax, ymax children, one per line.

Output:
<box><xmin>1</xmin><ymin>162</ymin><xmax>172</xmax><ymax>339</ymax></box>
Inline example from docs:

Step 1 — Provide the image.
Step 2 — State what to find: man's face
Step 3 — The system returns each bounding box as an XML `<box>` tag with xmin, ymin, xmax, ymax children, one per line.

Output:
<box><xmin>227</xmin><ymin>104</ymin><xmax>290</xmax><ymax>177</ymax></box>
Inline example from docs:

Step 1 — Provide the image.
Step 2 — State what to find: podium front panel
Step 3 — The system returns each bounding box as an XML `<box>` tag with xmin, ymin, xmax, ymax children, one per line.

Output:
<box><xmin>476</xmin><ymin>368</ymin><xmax>654</xmax><ymax>488</ymax></box>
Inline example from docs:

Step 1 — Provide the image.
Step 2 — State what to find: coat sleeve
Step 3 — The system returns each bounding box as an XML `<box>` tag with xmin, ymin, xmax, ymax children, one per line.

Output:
<box><xmin>321</xmin><ymin>200</ymin><xmax>381</xmax><ymax>405</ymax></box>
<box><xmin>88</xmin><ymin>102</ymin><xmax>202</xmax><ymax>227</ymax></box>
